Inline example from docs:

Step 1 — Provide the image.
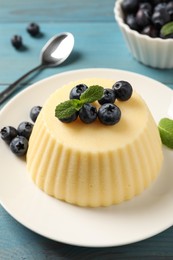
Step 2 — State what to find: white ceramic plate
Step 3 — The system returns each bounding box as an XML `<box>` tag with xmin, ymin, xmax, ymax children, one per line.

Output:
<box><xmin>0</xmin><ymin>68</ymin><xmax>173</xmax><ymax>247</ymax></box>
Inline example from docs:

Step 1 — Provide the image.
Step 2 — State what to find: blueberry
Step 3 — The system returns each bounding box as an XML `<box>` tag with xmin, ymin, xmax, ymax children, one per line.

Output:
<box><xmin>167</xmin><ymin>2</ymin><xmax>173</xmax><ymax>20</ymax></box>
<box><xmin>59</xmin><ymin>112</ymin><xmax>78</xmax><ymax>123</ymax></box>
<box><xmin>0</xmin><ymin>126</ymin><xmax>18</xmax><ymax>144</ymax></box>
<box><xmin>139</xmin><ymin>3</ymin><xmax>153</xmax><ymax>15</ymax></box>
<box><xmin>69</xmin><ymin>84</ymin><xmax>88</xmax><ymax>100</ymax></box>
<box><xmin>112</xmin><ymin>81</ymin><xmax>133</xmax><ymax>101</ymax></box>
<box><xmin>98</xmin><ymin>88</ymin><xmax>116</xmax><ymax>105</ymax></box>
<box><xmin>79</xmin><ymin>104</ymin><xmax>97</xmax><ymax>124</ymax></box>
<box><xmin>17</xmin><ymin>121</ymin><xmax>34</xmax><ymax>140</ymax></box>
<box><xmin>30</xmin><ymin>106</ymin><xmax>42</xmax><ymax>122</ymax></box>
<box><xmin>10</xmin><ymin>136</ymin><xmax>28</xmax><ymax>156</ymax></box>
<box><xmin>122</xmin><ymin>0</ymin><xmax>173</xmax><ymax>40</ymax></box>
<box><xmin>154</xmin><ymin>3</ymin><xmax>167</xmax><ymax>12</ymax></box>
<box><xmin>98</xmin><ymin>103</ymin><xmax>121</xmax><ymax>126</ymax></box>
<box><xmin>152</xmin><ymin>9</ymin><xmax>170</xmax><ymax>29</ymax></box>
<box><xmin>11</xmin><ymin>35</ymin><xmax>23</xmax><ymax>49</ymax></box>
<box><xmin>141</xmin><ymin>25</ymin><xmax>159</xmax><ymax>37</ymax></box>
<box><xmin>152</xmin><ymin>0</ymin><xmax>167</xmax><ymax>6</ymax></box>
<box><xmin>121</xmin><ymin>0</ymin><xmax>139</xmax><ymax>14</ymax></box>
<box><xmin>125</xmin><ymin>14</ymin><xmax>139</xmax><ymax>30</ymax></box>
<box><xmin>136</xmin><ymin>9</ymin><xmax>151</xmax><ymax>28</ymax></box>
<box><xmin>27</xmin><ymin>23</ymin><xmax>40</xmax><ymax>37</ymax></box>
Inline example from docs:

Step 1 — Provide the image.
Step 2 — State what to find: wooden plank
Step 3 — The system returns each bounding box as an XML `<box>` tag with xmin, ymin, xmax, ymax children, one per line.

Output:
<box><xmin>0</xmin><ymin>22</ymin><xmax>173</xmax><ymax>89</ymax></box>
<box><xmin>0</xmin><ymin>0</ymin><xmax>173</xmax><ymax>258</ymax></box>
<box><xmin>0</xmin><ymin>0</ymin><xmax>116</xmax><ymax>23</ymax></box>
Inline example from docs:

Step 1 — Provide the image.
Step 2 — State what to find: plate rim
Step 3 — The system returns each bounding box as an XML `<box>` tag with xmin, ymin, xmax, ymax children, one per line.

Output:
<box><xmin>1</xmin><ymin>67</ymin><xmax>173</xmax><ymax>113</ymax></box>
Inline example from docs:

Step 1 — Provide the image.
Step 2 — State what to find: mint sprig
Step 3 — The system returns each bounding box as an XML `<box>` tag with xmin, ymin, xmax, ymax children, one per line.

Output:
<box><xmin>80</xmin><ymin>85</ymin><xmax>104</xmax><ymax>103</ymax></box>
<box><xmin>161</xmin><ymin>21</ymin><xmax>173</xmax><ymax>38</ymax></box>
<box><xmin>55</xmin><ymin>85</ymin><xmax>104</xmax><ymax>120</ymax></box>
<box><xmin>158</xmin><ymin>118</ymin><xmax>173</xmax><ymax>149</ymax></box>
<box><xmin>55</xmin><ymin>100</ymin><xmax>77</xmax><ymax>119</ymax></box>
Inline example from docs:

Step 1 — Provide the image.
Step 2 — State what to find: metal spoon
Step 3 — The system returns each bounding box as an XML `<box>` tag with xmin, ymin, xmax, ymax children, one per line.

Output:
<box><xmin>0</xmin><ymin>32</ymin><xmax>74</xmax><ymax>105</ymax></box>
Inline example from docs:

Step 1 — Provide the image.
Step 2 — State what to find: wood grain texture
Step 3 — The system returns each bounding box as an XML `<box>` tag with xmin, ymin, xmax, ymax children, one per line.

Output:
<box><xmin>0</xmin><ymin>0</ymin><xmax>115</xmax><ymax>23</ymax></box>
<box><xmin>0</xmin><ymin>23</ymin><xmax>173</xmax><ymax>87</ymax></box>
<box><xmin>0</xmin><ymin>0</ymin><xmax>173</xmax><ymax>259</ymax></box>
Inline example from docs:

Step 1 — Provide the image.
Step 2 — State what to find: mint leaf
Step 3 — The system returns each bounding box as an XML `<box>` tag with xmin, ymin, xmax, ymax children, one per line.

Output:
<box><xmin>71</xmin><ymin>99</ymin><xmax>83</xmax><ymax>111</ymax></box>
<box><xmin>161</xmin><ymin>21</ymin><xmax>173</xmax><ymax>37</ymax></box>
<box><xmin>158</xmin><ymin>118</ymin><xmax>173</xmax><ymax>149</ymax></box>
<box><xmin>55</xmin><ymin>100</ymin><xmax>78</xmax><ymax>119</ymax></box>
<box><xmin>80</xmin><ymin>85</ymin><xmax>104</xmax><ymax>104</ymax></box>
<box><xmin>55</xmin><ymin>85</ymin><xmax>104</xmax><ymax>121</ymax></box>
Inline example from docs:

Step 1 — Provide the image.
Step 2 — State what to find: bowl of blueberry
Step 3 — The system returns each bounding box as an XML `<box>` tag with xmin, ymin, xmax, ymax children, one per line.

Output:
<box><xmin>114</xmin><ymin>0</ymin><xmax>173</xmax><ymax>68</ymax></box>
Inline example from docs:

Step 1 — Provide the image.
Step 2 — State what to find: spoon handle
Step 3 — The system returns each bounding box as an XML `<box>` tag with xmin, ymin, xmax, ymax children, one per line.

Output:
<box><xmin>0</xmin><ymin>64</ymin><xmax>45</xmax><ymax>105</ymax></box>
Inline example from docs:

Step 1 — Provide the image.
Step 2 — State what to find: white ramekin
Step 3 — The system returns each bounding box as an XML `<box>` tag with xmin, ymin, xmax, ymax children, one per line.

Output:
<box><xmin>114</xmin><ymin>0</ymin><xmax>173</xmax><ymax>69</ymax></box>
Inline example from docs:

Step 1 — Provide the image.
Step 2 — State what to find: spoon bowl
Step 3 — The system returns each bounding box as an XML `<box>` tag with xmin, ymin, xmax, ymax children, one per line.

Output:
<box><xmin>41</xmin><ymin>32</ymin><xmax>74</xmax><ymax>67</ymax></box>
<box><xmin>0</xmin><ymin>32</ymin><xmax>74</xmax><ymax>105</ymax></box>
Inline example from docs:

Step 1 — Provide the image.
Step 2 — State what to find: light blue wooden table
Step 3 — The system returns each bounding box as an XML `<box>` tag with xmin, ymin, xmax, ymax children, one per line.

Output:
<box><xmin>0</xmin><ymin>0</ymin><xmax>173</xmax><ymax>259</ymax></box>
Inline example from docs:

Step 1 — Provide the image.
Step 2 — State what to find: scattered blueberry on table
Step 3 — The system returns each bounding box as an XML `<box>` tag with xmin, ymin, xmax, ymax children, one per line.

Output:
<box><xmin>27</xmin><ymin>22</ymin><xmax>40</xmax><ymax>37</ymax></box>
<box><xmin>11</xmin><ymin>22</ymin><xmax>41</xmax><ymax>50</ymax></box>
<box><xmin>11</xmin><ymin>35</ymin><xmax>23</xmax><ymax>49</ymax></box>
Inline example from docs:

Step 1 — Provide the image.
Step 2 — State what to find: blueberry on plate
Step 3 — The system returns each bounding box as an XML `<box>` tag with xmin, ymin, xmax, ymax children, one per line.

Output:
<box><xmin>27</xmin><ymin>23</ymin><xmax>40</xmax><ymax>36</ymax></box>
<box><xmin>98</xmin><ymin>88</ymin><xmax>116</xmax><ymax>105</ymax></box>
<box><xmin>112</xmin><ymin>81</ymin><xmax>133</xmax><ymax>101</ymax></box>
<box><xmin>98</xmin><ymin>103</ymin><xmax>121</xmax><ymax>125</ymax></box>
<box><xmin>10</xmin><ymin>136</ymin><xmax>28</xmax><ymax>156</ymax></box>
<box><xmin>17</xmin><ymin>121</ymin><xmax>34</xmax><ymax>140</ymax></box>
<box><xmin>79</xmin><ymin>103</ymin><xmax>97</xmax><ymax>123</ymax></box>
<box><xmin>59</xmin><ymin>111</ymin><xmax>78</xmax><ymax>123</ymax></box>
<box><xmin>0</xmin><ymin>126</ymin><xmax>18</xmax><ymax>144</ymax></box>
<box><xmin>69</xmin><ymin>84</ymin><xmax>88</xmax><ymax>99</ymax></box>
<box><xmin>30</xmin><ymin>106</ymin><xmax>42</xmax><ymax>122</ymax></box>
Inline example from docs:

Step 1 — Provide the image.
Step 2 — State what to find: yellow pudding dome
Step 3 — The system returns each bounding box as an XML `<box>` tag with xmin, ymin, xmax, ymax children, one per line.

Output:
<box><xmin>27</xmin><ymin>78</ymin><xmax>163</xmax><ymax>207</ymax></box>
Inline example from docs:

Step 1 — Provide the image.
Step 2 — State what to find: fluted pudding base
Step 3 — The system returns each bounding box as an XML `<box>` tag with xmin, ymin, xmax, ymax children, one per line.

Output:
<box><xmin>27</xmin><ymin>78</ymin><xmax>163</xmax><ymax>207</ymax></box>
